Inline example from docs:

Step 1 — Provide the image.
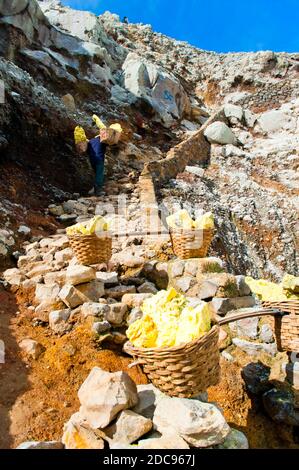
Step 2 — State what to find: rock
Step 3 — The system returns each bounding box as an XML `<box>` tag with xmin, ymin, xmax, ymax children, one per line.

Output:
<box><xmin>122</xmin><ymin>52</ymin><xmax>190</xmax><ymax>127</ymax></box>
<box><xmin>44</xmin><ymin>271</ymin><xmax>66</xmax><ymax>286</ymax></box>
<box><xmin>204</xmin><ymin>121</ymin><xmax>237</xmax><ymax>145</ymax></box>
<box><xmin>76</xmin><ymin>280</ymin><xmax>105</xmax><ymax>303</ymax></box>
<box><xmin>27</xmin><ymin>263</ymin><xmax>54</xmax><ymax>279</ymax></box>
<box><xmin>263</xmin><ymin>389</ymin><xmax>299</xmax><ymax>426</ymax></box>
<box><xmin>81</xmin><ymin>302</ymin><xmax>110</xmax><ymax>318</ymax></box>
<box><xmin>229</xmin><ymin>316</ymin><xmax>259</xmax><ymax>339</ymax></box>
<box><xmin>185</xmin><ymin>166</ymin><xmax>205</xmax><ymax>177</ymax></box>
<box><xmin>127</xmin><ymin>307</ymin><xmax>143</xmax><ymax>325</ymax></box>
<box><xmin>17</xmin><ymin>441</ymin><xmax>64</xmax><ymax>450</ymax></box>
<box><xmin>137</xmin><ymin>281</ymin><xmax>158</xmax><ymax>294</ymax></box>
<box><xmin>221</xmin><ymin>351</ymin><xmax>234</xmax><ymax>362</ymax></box>
<box><xmin>105</xmin><ymin>410</ymin><xmax>152</xmax><ymax>445</ymax></box>
<box><xmin>259</xmin><ymin>324</ymin><xmax>274</xmax><ymax>343</ymax></box>
<box><xmin>62</xmin><ymin>93</ymin><xmax>76</xmax><ymax>112</ymax></box>
<box><xmin>235</xmin><ymin>275</ymin><xmax>251</xmax><ymax>296</ymax></box>
<box><xmin>244</xmin><ymin>109</ymin><xmax>257</xmax><ymax>128</ymax></box>
<box><xmin>66</xmin><ymin>265</ymin><xmax>96</xmax><ymax>286</ymax></box>
<box><xmin>59</xmin><ymin>214</ymin><xmax>78</xmax><ymax>225</ymax></box>
<box><xmin>59</xmin><ymin>284</ymin><xmax>84</xmax><ymax>308</ymax></box>
<box><xmin>153</xmin><ymin>397</ymin><xmax>230</xmax><ymax>447</ymax></box>
<box><xmin>0</xmin><ymin>0</ymin><xmax>29</xmax><ymax>16</ymax></box>
<box><xmin>19</xmin><ymin>339</ymin><xmax>44</xmax><ymax>359</ymax></box>
<box><xmin>132</xmin><ymin>384</ymin><xmax>164</xmax><ymax>420</ymax></box>
<box><xmin>18</xmin><ymin>225</ymin><xmax>31</xmax><ymax>236</ymax></box>
<box><xmin>35</xmin><ymin>283</ymin><xmax>60</xmax><ymax>304</ymax></box>
<box><xmin>49</xmin><ymin>309</ymin><xmax>72</xmax><ymax>335</ymax></box>
<box><xmin>3</xmin><ymin>268</ymin><xmax>25</xmax><ymax>286</ymax></box>
<box><xmin>138</xmin><ymin>434</ymin><xmax>190</xmax><ymax>449</ymax></box>
<box><xmin>34</xmin><ymin>300</ymin><xmax>65</xmax><ymax>323</ymax></box>
<box><xmin>282</xmin><ymin>362</ymin><xmax>299</xmax><ymax>388</ymax></box>
<box><xmin>257</xmin><ymin>110</ymin><xmax>290</xmax><ymax>133</ymax></box>
<box><xmin>105</xmin><ymin>285</ymin><xmax>136</xmax><ymax>300</ymax></box>
<box><xmin>241</xmin><ymin>362</ymin><xmax>272</xmax><ymax>395</ymax></box>
<box><xmin>78</xmin><ymin>368</ymin><xmax>138</xmax><ymax>429</ymax></box>
<box><xmin>197</xmin><ymin>280</ymin><xmax>219</xmax><ymax>300</ymax></box>
<box><xmin>122</xmin><ymin>293</ymin><xmax>152</xmax><ymax>308</ymax></box>
<box><xmin>222</xmin><ymin>144</ymin><xmax>245</xmax><ymax>158</ymax></box>
<box><xmin>213</xmin><ymin>428</ymin><xmax>249</xmax><ymax>449</ymax></box>
<box><xmin>105</xmin><ymin>303</ymin><xmax>127</xmax><ymax>326</ymax></box>
<box><xmin>175</xmin><ymin>276</ymin><xmax>193</xmax><ymax>293</ymax></box>
<box><xmin>232</xmin><ymin>338</ymin><xmax>277</xmax><ymax>357</ymax></box>
<box><xmin>54</xmin><ymin>248</ymin><xmax>73</xmax><ymax>264</ymax></box>
<box><xmin>223</xmin><ymin>104</ymin><xmax>243</xmax><ymax>124</ymax></box>
<box><xmin>210</xmin><ymin>296</ymin><xmax>256</xmax><ymax>316</ymax></box>
<box><xmin>168</xmin><ymin>260</ymin><xmax>185</xmax><ymax>278</ymax></box>
<box><xmin>48</xmin><ymin>204</ymin><xmax>64</xmax><ymax>216</ymax></box>
<box><xmin>62</xmin><ymin>412</ymin><xmax>104</xmax><ymax>449</ymax></box>
<box><xmin>96</xmin><ymin>271</ymin><xmax>118</xmax><ymax>284</ymax></box>
<box><xmin>92</xmin><ymin>321</ymin><xmax>111</xmax><ymax>335</ymax></box>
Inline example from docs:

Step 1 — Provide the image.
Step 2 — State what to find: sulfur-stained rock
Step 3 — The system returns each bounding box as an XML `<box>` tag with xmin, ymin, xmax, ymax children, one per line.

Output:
<box><xmin>62</xmin><ymin>412</ymin><xmax>105</xmax><ymax>449</ymax></box>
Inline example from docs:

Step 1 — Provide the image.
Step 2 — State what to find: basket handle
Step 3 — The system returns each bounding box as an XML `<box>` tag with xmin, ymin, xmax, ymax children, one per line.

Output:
<box><xmin>218</xmin><ymin>308</ymin><xmax>284</xmax><ymax>326</ymax></box>
<box><xmin>128</xmin><ymin>360</ymin><xmax>145</xmax><ymax>369</ymax></box>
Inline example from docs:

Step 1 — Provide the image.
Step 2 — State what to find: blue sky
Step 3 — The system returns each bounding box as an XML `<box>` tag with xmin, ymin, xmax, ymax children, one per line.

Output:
<box><xmin>61</xmin><ymin>0</ymin><xmax>299</xmax><ymax>53</ymax></box>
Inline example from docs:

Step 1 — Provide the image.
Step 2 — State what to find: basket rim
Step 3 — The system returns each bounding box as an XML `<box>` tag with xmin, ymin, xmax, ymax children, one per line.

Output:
<box><xmin>169</xmin><ymin>227</ymin><xmax>214</xmax><ymax>234</ymax></box>
<box><xmin>68</xmin><ymin>231</ymin><xmax>112</xmax><ymax>239</ymax></box>
<box><xmin>125</xmin><ymin>323</ymin><xmax>219</xmax><ymax>355</ymax></box>
<box><xmin>262</xmin><ymin>300</ymin><xmax>299</xmax><ymax>305</ymax></box>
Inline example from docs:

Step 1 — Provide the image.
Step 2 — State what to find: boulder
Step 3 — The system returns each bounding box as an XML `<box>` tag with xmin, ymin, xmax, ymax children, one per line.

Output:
<box><xmin>62</xmin><ymin>412</ymin><xmax>104</xmax><ymax>449</ymax></box>
<box><xmin>105</xmin><ymin>410</ymin><xmax>152</xmax><ymax>445</ymax></box>
<box><xmin>105</xmin><ymin>303</ymin><xmax>128</xmax><ymax>326</ymax></box>
<box><xmin>49</xmin><ymin>309</ymin><xmax>72</xmax><ymax>335</ymax></box>
<box><xmin>76</xmin><ymin>280</ymin><xmax>105</xmax><ymax>303</ymax></box>
<box><xmin>81</xmin><ymin>302</ymin><xmax>110</xmax><ymax>319</ymax></box>
<box><xmin>35</xmin><ymin>283</ymin><xmax>60</xmax><ymax>304</ymax></box>
<box><xmin>204</xmin><ymin>121</ymin><xmax>237</xmax><ymax>145</ymax></box>
<box><xmin>65</xmin><ymin>265</ymin><xmax>95</xmax><ymax>286</ymax></box>
<box><xmin>59</xmin><ymin>284</ymin><xmax>84</xmax><ymax>308</ymax></box>
<box><xmin>153</xmin><ymin>397</ymin><xmax>230</xmax><ymax>447</ymax></box>
<box><xmin>132</xmin><ymin>384</ymin><xmax>164</xmax><ymax>420</ymax></box>
<box><xmin>3</xmin><ymin>268</ymin><xmax>25</xmax><ymax>286</ymax></box>
<box><xmin>78</xmin><ymin>368</ymin><xmax>138</xmax><ymax>429</ymax></box>
<box><xmin>19</xmin><ymin>339</ymin><xmax>44</xmax><ymax>359</ymax></box>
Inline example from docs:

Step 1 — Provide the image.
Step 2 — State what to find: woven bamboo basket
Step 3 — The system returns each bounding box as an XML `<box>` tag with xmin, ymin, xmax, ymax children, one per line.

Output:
<box><xmin>124</xmin><ymin>325</ymin><xmax>220</xmax><ymax>398</ymax></box>
<box><xmin>169</xmin><ymin>228</ymin><xmax>214</xmax><ymax>259</ymax></box>
<box><xmin>262</xmin><ymin>300</ymin><xmax>299</xmax><ymax>352</ymax></box>
<box><xmin>68</xmin><ymin>232</ymin><xmax>112</xmax><ymax>266</ymax></box>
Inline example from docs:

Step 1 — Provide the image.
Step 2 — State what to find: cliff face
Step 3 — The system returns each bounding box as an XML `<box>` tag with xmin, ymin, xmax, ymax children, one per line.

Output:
<box><xmin>0</xmin><ymin>0</ymin><xmax>298</xmax><ymax>277</ymax></box>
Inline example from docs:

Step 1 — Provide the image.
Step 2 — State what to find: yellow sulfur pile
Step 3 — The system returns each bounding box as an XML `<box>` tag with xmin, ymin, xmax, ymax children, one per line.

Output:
<box><xmin>245</xmin><ymin>276</ymin><xmax>299</xmax><ymax>302</ymax></box>
<box><xmin>126</xmin><ymin>288</ymin><xmax>211</xmax><ymax>348</ymax></box>
<box><xmin>166</xmin><ymin>210</ymin><xmax>214</xmax><ymax>230</ymax></box>
<box><xmin>66</xmin><ymin>216</ymin><xmax>109</xmax><ymax>236</ymax></box>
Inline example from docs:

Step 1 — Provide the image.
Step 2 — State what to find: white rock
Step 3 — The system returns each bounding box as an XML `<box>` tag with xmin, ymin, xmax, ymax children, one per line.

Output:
<box><xmin>257</xmin><ymin>110</ymin><xmax>291</xmax><ymax>133</ymax></box>
<box><xmin>153</xmin><ymin>397</ymin><xmax>230</xmax><ymax>447</ymax></box>
<box><xmin>76</xmin><ymin>280</ymin><xmax>105</xmax><ymax>303</ymax></box>
<box><xmin>106</xmin><ymin>410</ymin><xmax>152</xmax><ymax>445</ymax></box>
<box><xmin>49</xmin><ymin>309</ymin><xmax>71</xmax><ymax>334</ymax></box>
<box><xmin>19</xmin><ymin>339</ymin><xmax>44</xmax><ymax>359</ymax></box>
<box><xmin>78</xmin><ymin>367</ymin><xmax>138</xmax><ymax>429</ymax></box>
<box><xmin>96</xmin><ymin>271</ymin><xmax>118</xmax><ymax>284</ymax></box>
<box><xmin>35</xmin><ymin>283</ymin><xmax>60</xmax><ymax>303</ymax></box>
<box><xmin>54</xmin><ymin>248</ymin><xmax>73</xmax><ymax>264</ymax></box>
<box><xmin>18</xmin><ymin>225</ymin><xmax>31</xmax><ymax>235</ymax></box>
<box><xmin>204</xmin><ymin>121</ymin><xmax>237</xmax><ymax>145</ymax></box>
<box><xmin>244</xmin><ymin>109</ymin><xmax>257</xmax><ymax>128</ymax></box>
<box><xmin>81</xmin><ymin>302</ymin><xmax>110</xmax><ymax>318</ymax></box>
<box><xmin>232</xmin><ymin>338</ymin><xmax>277</xmax><ymax>356</ymax></box>
<box><xmin>224</xmin><ymin>104</ymin><xmax>243</xmax><ymax>123</ymax></box>
<box><xmin>3</xmin><ymin>268</ymin><xmax>25</xmax><ymax>286</ymax></box>
<box><xmin>66</xmin><ymin>265</ymin><xmax>95</xmax><ymax>286</ymax></box>
<box><xmin>59</xmin><ymin>284</ymin><xmax>84</xmax><ymax>308</ymax></box>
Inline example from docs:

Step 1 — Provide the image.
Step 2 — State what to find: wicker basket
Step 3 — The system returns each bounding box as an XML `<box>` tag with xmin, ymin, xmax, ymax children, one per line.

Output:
<box><xmin>262</xmin><ymin>301</ymin><xmax>299</xmax><ymax>352</ymax></box>
<box><xmin>169</xmin><ymin>228</ymin><xmax>214</xmax><ymax>259</ymax></box>
<box><xmin>68</xmin><ymin>232</ymin><xmax>112</xmax><ymax>266</ymax></box>
<box><xmin>124</xmin><ymin>325</ymin><xmax>220</xmax><ymax>398</ymax></box>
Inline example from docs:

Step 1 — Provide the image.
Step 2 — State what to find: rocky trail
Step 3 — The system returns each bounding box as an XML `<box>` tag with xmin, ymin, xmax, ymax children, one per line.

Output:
<box><xmin>0</xmin><ymin>0</ymin><xmax>298</xmax><ymax>451</ymax></box>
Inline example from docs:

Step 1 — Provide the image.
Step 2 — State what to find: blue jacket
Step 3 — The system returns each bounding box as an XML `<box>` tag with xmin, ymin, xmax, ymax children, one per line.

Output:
<box><xmin>87</xmin><ymin>137</ymin><xmax>107</xmax><ymax>166</ymax></box>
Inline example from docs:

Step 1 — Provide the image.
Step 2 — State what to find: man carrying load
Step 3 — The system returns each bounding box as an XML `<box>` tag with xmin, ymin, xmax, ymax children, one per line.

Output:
<box><xmin>74</xmin><ymin>115</ymin><xmax>122</xmax><ymax>197</ymax></box>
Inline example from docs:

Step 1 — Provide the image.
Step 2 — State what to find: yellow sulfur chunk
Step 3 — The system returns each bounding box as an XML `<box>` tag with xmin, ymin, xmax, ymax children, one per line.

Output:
<box><xmin>282</xmin><ymin>274</ymin><xmax>299</xmax><ymax>294</ymax></box>
<box><xmin>166</xmin><ymin>210</ymin><xmax>194</xmax><ymax>230</ymax></box>
<box><xmin>92</xmin><ymin>114</ymin><xmax>107</xmax><ymax>130</ymax></box>
<box><xmin>245</xmin><ymin>277</ymin><xmax>294</xmax><ymax>301</ymax></box>
<box><xmin>193</xmin><ymin>212</ymin><xmax>214</xmax><ymax>230</ymax></box>
<box><xmin>74</xmin><ymin>126</ymin><xmax>88</xmax><ymax>144</ymax></box>
<box><xmin>66</xmin><ymin>216</ymin><xmax>108</xmax><ymax>236</ymax></box>
<box><xmin>176</xmin><ymin>302</ymin><xmax>211</xmax><ymax>346</ymax></box>
<box><xmin>126</xmin><ymin>315</ymin><xmax>158</xmax><ymax>348</ymax></box>
<box><xmin>155</xmin><ymin>318</ymin><xmax>178</xmax><ymax>348</ymax></box>
<box><xmin>109</xmin><ymin>123</ymin><xmax>122</xmax><ymax>133</ymax></box>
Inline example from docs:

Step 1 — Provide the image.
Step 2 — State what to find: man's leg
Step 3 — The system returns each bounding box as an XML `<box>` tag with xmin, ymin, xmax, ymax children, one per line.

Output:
<box><xmin>94</xmin><ymin>160</ymin><xmax>105</xmax><ymax>195</ymax></box>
